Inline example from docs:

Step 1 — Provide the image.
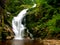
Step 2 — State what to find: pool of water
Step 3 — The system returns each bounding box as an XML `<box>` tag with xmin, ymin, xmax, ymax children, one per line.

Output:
<box><xmin>0</xmin><ymin>39</ymin><xmax>43</xmax><ymax>45</ymax></box>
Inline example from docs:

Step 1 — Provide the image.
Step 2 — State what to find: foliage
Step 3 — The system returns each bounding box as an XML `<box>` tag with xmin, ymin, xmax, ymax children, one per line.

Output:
<box><xmin>26</xmin><ymin>0</ymin><xmax>60</xmax><ymax>39</ymax></box>
<box><xmin>0</xmin><ymin>0</ymin><xmax>60</xmax><ymax>39</ymax></box>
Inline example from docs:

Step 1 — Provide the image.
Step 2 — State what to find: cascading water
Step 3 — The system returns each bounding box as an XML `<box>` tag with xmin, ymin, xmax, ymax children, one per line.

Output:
<box><xmin>12</xmin><ymin>9</ymin><xmax>28</xmax><ymax>40</ymax></box>
<box><xmin>12</xmin><ymin>3</ymin><xmax>36</xmax><ymax>40</ymax></box>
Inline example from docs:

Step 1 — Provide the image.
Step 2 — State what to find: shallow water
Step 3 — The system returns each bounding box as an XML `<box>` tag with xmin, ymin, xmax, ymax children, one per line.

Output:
<box><xmin>1</xmin><ymin>39</ymin><xmax>60</xmax><ymax>45</ymax></box>
<box><xmin>0</xmin><ymin>39</ymin><xmax>43</xmax><ymax>45</ymax></box>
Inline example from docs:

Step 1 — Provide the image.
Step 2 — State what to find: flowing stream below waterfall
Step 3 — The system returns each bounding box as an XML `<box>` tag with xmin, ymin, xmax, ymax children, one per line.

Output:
<box><xmin>0</xmin><ymin>39</ymin><xmax>60</xmax><ymax>45</ymax></box>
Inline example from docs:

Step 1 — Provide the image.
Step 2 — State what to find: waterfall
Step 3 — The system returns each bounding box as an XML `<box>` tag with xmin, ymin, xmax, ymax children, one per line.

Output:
<box><xmin>12</xmin><ymin>9</ymin><xmax>28</xmax><ymax>40</ymax></box>
<box><xmin>32</xmin><ymin>4</ymin><xmax>36</xmax><ymax>8</ymax></box>
<box><xmin>12</xmin><ymin>3</ymin><xmax>36</xmax><ymax>40</ymax></box>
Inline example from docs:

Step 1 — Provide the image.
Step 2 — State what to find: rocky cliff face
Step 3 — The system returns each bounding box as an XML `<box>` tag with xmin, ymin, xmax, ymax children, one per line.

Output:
<box><xmin>0</xmin><ymin>0</ymin><xmax>14</xmax><ymax>40</ymax></box>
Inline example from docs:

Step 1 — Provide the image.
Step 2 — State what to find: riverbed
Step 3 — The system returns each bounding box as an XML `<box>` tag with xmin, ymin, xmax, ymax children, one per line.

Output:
<box><xmin>0</xmin><ymin>39</ymin><xmax>60</xmax><ymax>45</ymax></box>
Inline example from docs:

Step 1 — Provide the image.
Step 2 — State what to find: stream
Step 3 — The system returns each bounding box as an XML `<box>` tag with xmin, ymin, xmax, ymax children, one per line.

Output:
<box><xmin>0</xmin><ymin>39</ymin><xmax>43</xmax><ymax>45</ymax></box>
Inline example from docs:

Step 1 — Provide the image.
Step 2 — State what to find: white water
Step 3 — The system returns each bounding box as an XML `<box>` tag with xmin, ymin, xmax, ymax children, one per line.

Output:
<box><xmin>12</xmin><ymin>4</ymin><xmax>36</xmax><ymax>40</ymax></box>
<box><xmin>32</xmin><ymin>4</ymin><xmax>36</xmax><ymax>8</ymax></box>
